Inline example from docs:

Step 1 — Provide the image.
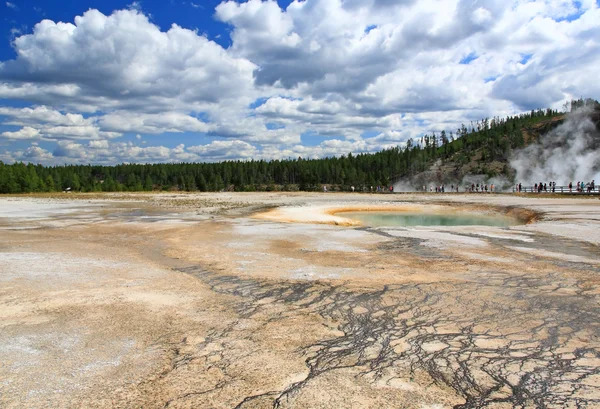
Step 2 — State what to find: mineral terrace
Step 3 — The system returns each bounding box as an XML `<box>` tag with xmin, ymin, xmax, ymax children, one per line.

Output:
<box><xmin>1</xmin><ymin>192</ymin><xmax>599</xmax><ymax>409</ymax></box>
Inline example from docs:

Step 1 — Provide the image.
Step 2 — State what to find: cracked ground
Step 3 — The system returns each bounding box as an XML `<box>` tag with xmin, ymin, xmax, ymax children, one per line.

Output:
<box><xmin>0</xmin><ymin>192</ymin><xmax>599</xmax><ymax>408</ymax></box>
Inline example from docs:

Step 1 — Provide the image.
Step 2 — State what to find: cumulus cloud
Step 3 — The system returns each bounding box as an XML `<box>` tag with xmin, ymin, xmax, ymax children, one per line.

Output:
<box><xmin>188</xmin><ymin>140</ymin><xmax>259</xmax><ymax>160</ymax></box>
<box><xmin>0</xmin><ymin>106</ymin><xmax>121</xmax><ymax>141</ymax></box>
<box><xmin>1</xmin><ymin>145</ymin><xmax>53</xmax><ymax>163</ymax></box>
<box><xmin>216</xmin><ymin>0</ymin><xmax>504</xmax><ymax>93</ymax></box>
<box><xmin>0</xmin><ymin>106</ymin><xmax>89</xmax><ymax>127</ymax></box>
<box><xmin>89</xmin><ymin>140</ymin><xmax>109</xmax><ymax>149</ymax></box>
<box><xmin>0</xmin><ymin>8</ymin><xmax>256</xmax><ymax>112</ymax></box>
<box><xmin>0</xmin><ymin>1</ymin><xmax>599</xmax><ymax>165</ymax></box>
<box><xmin>98</xmin><ymin>111</ymin><xmax>211</xmax><ymax>134</ymax></box>
<box><xmin>1</xmin><ymin>127</ymin><xmax>41</xmax><ymax>140</ymax></box>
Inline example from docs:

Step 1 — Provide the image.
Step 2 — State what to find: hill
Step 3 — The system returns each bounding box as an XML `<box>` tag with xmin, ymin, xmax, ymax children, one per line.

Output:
<box><xmin>404</xmin><ymin>114</ymin><xmax>567</xmax><ymax>190</ymax></box>
<box><xmin>402</xmin><ymin>98</ymin><xmax>599</xmax><ymax>190</ymax></box>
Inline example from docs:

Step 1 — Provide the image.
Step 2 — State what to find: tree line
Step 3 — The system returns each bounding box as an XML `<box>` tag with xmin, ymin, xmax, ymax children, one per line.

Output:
<box><xmin>0</xmin><ymin>103</ymin><xmax>590</xmax><ymax>194</ymax></box>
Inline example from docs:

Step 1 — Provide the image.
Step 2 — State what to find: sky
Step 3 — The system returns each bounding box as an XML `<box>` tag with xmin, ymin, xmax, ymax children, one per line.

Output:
<box><xmin>0</xmin><ymin>0</ymin><xmax>599</xmax><ymax>165</ymax></box>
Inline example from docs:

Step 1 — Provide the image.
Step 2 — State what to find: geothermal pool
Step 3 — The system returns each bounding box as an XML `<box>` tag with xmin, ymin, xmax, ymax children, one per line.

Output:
<box><xmin>339</xmin><ymin>211</ymin><xmax>520</xmax><ymax>227</ymax></box>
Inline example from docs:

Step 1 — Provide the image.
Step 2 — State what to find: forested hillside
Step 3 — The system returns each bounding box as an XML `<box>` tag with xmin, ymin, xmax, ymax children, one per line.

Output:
<box><xmin>1</xmin><ymin>99</ymin><xmax>598</xmax><ymax>194</ymax></box>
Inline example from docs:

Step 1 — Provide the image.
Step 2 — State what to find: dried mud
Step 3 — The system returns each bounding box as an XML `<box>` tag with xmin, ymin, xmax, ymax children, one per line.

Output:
<box><xmin>1</xmin><ymin>193</ymin><xmax>599</xmax><ymax>409</ymax></box>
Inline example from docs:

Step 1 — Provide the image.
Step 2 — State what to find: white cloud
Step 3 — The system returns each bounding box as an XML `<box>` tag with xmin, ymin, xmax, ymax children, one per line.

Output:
<box><xmin>6</xmin><ymin>2</ymin><xmax>17</xmax><ymax>10</ymax></box>
<box><xmin>0</xmin><ymin>1</ymin><xmax>599</xmax><ymax>165</ymax></box>
<box><xmin>0</xmin><ymin>8</ymin><xmax>257</xmax><ymax>113</ymax></box>
<box><xmin>0</xmin><ymin>106</ymin><xmax>89</xmax><ymax>127</ymax></box>
<box><xmin>0</xmin><ymin>106</ymin><xmax>122</xmax><ymax>141</ymax></box>
<box><xmin>1</xmin><ymin>127</ymin><xmax>41</xmax><ymax>140</ymax></box>
<box><xmin>187</xmin><ymin>140</ymin><xmax>259</xmax><ymax>160</ymax></box>
<box><xmin>53</xmin><ymin>141</ymin><xmax>87</xmax><ymax>158</ymax></box>
<box><xmin>128</xmin><ymin>1</ymin><xmax>142</xmax><ymax>11</ymax></box>
<box><xmin>472</xmin><ymin>7</ymin><xmax>493</xmax><ymax>25</ymax></box>
<box><xmin>89</xmin><ymin>140</ymin><xmax>109</xmax><ymax>149</ymax></box>
<box><xmin>98</xmin><ymin>111</ymin><xmax>211</xmax><ymax>134</ymax></box>
<box><xmin>0</xmin><ymin>139</ymin><xmax>263</xmax><ymax>165</ymax></box>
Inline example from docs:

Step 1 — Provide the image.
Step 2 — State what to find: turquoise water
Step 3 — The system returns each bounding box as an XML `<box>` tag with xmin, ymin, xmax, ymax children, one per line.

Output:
<box><xmin>340</xmin><ymin>211</ymin><xmax>518</xmax><ymax>227</ymax></box>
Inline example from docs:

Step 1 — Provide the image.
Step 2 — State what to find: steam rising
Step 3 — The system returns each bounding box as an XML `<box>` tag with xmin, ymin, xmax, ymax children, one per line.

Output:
<box><xmin>393</xmin><ymin>107</ymin><xmax>599</xmax><ymax>192</ymax></box>
<box><xmin>510</xmin><ymin>107</ymin><xmax>600</xmax><ymax>186</ymax></box>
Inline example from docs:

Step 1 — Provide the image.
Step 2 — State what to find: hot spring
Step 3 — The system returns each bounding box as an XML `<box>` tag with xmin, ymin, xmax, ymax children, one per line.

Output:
<box><xmin>338</xmin><ymin>211</ymin><xmax>521</xmax><ymax>227</ymax></box>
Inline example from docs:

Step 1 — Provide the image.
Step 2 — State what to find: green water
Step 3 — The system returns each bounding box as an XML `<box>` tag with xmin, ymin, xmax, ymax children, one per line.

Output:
<box><xmin>340</xmin><ymin>211</ymin><xmax>518</xmax><ymax>227</ymax></box>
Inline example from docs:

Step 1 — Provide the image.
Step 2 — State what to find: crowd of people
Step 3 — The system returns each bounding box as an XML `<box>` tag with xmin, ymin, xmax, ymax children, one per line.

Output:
<box><xmin>322</xmin><ymin>180</ymin><xmax>598</xmax><ymax>194</ymax></box>
<box><xmin>464</xmin><ymin>183</ymin><xmax>496</xmax><ymax>193</ymax></box>
<box><xmin>422</xmin><ymin>184</ymin><xmax>488</xmax><ymax>193</ymax></box>
<box><xmin>514</xmin><ymin>180</ymin><xmax>596</xmax><ymax>193</ymax></box>
<box><xmin>570</xmin><ymin>180</ymin><xmax>596</xmax><ymax>193</ymax></box>
<box><xmin>321</xmin><ymin>185</ymin><xmax>394</xmax><ymax>193</ymax></box>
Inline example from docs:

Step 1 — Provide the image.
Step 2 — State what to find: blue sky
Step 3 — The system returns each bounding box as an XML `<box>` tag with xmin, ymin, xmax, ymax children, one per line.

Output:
<box><xmin>0</xmin><ymin>0</ymin><xmax>599</xmax><ymax>165</ymax></box>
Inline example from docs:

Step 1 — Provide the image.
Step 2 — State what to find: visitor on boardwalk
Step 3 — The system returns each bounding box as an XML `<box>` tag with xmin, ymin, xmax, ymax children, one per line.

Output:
<box><xmin>512</xmin><ymin>181</ymin><xmax>598</xmax><ymax>194</ymax></box>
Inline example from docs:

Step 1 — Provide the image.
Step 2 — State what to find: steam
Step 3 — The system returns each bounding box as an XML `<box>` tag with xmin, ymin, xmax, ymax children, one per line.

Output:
<box><xmin>510</xmin><ymin>107</ymin><xmax>600</xmax><ymax>186</ymax></box>
<box><xmin>393</xmin><ymin>169</ymin><xmax>513</xmax><ymax>193</ymax></box>
<box><xmin>393</xmin><ymin>174</ymin><xmax>511</xmax><ymax>192</ymax></box>
<box><xmin>392</xmin><ymin>106</ymin><xmax>599</xmax><ymax>192</ymax></box>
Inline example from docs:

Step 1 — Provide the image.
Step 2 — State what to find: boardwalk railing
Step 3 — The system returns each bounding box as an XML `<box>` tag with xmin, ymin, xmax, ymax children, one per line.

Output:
<box><xmin>511</xmin><ymin>185</ymin><xmax>599</xmax><ymax>194</ymax></box>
